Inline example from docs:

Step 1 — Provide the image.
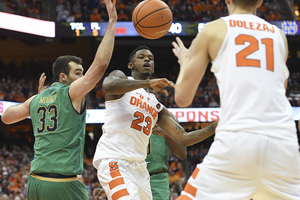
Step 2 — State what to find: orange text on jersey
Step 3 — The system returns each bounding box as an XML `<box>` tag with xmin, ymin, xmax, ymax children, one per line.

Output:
<box><xmin>130</xmin><ymin>96</ymin><xmax>158</xmax><ymax>120</ymax></box>
<box><xmin>229</xmin><ymin>20</ymin><xmax>275</xmax><ymax>33</ymax></box>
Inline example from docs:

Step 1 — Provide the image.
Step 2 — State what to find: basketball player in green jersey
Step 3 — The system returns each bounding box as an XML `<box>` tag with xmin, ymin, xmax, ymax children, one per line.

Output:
<box><xmin>1</xmin><ymin>0</ymin><xmax>117</xmax><ymax>198</ymax></box>
<box><xmin>146</xmin><ymin>118</ymin><xmax>187</xmax><ymax>200</ymax></box>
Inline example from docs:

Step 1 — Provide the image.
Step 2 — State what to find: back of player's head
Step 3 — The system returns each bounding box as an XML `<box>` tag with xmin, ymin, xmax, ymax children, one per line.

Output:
<box><xmin>129</xmin><ymin>46</ymin><xmax>152</xmax><ymax>62</ymax></box>
<box><xmin>52</xmin><ymin>55</ymin><xmax>82</xmax><ymax>82</ymax></box>
<box><xmin>232</xmin><ymin>0</ymin><xmax>260</xmax><ymax>7</ymax></box>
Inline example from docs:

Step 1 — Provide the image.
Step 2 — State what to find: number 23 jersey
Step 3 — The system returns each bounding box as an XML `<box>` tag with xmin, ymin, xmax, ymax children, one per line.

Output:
<box><xmin>93</xmin><ymin>84</ymin><xmax>163</xmax><ymax>167</ymax></box>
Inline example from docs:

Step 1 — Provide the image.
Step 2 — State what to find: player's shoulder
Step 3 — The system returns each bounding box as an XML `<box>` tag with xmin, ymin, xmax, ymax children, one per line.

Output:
<box><xmin>204</xmin><ymin>18</ymin><xmax>226</xmax><ymax>29</ymax></box>
<box><xmin>199</xmin><ymin>19</ymin><xmax>227</xmax><ymax>38</ymax></box>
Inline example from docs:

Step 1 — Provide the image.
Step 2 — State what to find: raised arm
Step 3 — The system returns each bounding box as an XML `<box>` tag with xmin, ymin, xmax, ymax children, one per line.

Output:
<box><xmin>68</xmin><ymin>0</ymin><xmax>117</xmax><ymax>101</ymax></box>
<box><xmin>172</xmin><ymin>19</ymin><xmax>226</xmax><ymax>107</ymax></box>
<box><xmin>103</xmin><ymin>70</ymin><xmax>174</xmax><ymax>100</ymax></box>
<box><xmin>157</xmin><ymin>108</ymin><xmax>218</xmax><ymax>147</ymax></box>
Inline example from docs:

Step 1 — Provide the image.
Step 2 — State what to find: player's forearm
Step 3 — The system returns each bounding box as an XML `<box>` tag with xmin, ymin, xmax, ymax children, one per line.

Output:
<box><xmin>164</xmin><ymin>134</ymin><xmax>187</xmax><ymax>160</ymax></box>
<box><xmin>184</xmin><ymin>120</ymin><xmax>218</xmax><ymax>146</ymax></box>
<box><xmin>1</xmin><ymin>105</ymin><xmax>29</xmax><ymax>124</ymax></box>
<box><xmin>175</xmin><ymin>71</ymin><xmax>193</xmax><ymax>107</ymax></box>
<box><xmin>104</xmin><ymin>79</ymin><xmax>151</xmax><ymax>95</ymax></box>
<box><xmin>86</xmin><ymin>20</ymin><xmax>117</xmax><ymax>78</ymax></box>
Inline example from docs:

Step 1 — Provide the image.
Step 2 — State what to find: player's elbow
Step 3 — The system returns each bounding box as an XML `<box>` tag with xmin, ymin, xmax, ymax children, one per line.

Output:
<box><xmin>175</xmin><ymin>96</ymin><xmax>191</xmax><ymax>108</ymax></box>
<box><xmin>177</xmin><ymin>149</ymin><xmax>187</xmax><ymax>160</ymax></box>
<box><xmin>98</xmin><ymin>61</ymin><xmax>109</xmax><ymax>72</ymax></box>
<box><xmin>1</xmin><ymin>115</ymin><xmax>12</xmax><ymax>125</ymax></box>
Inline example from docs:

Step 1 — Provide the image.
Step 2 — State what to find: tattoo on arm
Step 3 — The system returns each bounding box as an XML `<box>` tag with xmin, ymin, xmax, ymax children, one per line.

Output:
<box><xmin>188</xmin><ymin>121</ymin><xmax>217</xmax><ymax>138</ymax></box>
<box><xmin>109</xmin><ymin>79</ymin><xmax>148</xmax><ymax>91</ymax></box>
<box><xmin>175</xmin><ymin>123</ymin><xmax>185</xmax><ymax>134</ymax></box>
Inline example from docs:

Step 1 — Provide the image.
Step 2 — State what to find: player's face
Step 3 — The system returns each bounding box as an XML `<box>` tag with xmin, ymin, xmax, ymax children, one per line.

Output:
<box><xmin>132</xmin><ymin>49</ymin><xmax>154</xmax><ymax>78</ymax></box>
<box><xmin>66</xmin><ymin>61</ymin><xmax>84</xmax><ymax>85</ymax></box>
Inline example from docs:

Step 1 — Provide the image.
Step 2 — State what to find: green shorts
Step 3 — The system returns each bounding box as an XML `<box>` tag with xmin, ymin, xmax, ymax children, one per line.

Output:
<box><xmin>27</xmin><ymin>174</ymin><xmax>89</xmax><ymax>200</ymax></box>
<box><xmin>150</xmin><ymin>172</ymin><xmax>170</xmax><ymax>200</ymax></box>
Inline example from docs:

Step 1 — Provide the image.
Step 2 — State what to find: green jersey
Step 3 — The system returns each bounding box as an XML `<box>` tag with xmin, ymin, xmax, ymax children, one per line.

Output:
<box><xmin>146</xmin><ymin>134</ymin><xmax>171</xmax><ymax>200</ymax></box>
<box><xmin>29</xmin><ymin>82</ymin><xmax>86</xmax><ymax>176</ymax></box>
<box><xmin>146</xmin><ymin>134</ymin><xmax>170</xmax><ymax>174</ymax></box>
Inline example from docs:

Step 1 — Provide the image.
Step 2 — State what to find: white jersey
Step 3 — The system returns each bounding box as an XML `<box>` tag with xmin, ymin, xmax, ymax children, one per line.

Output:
<box><xmin>93</xmin><ymin>78</ymin><xmax>163</xmax><ymax>168</ymax></box>
<box><xmin>211</xmin><ymin>14</ymin><xmax>297</xmax><ymax>141</ymax></box>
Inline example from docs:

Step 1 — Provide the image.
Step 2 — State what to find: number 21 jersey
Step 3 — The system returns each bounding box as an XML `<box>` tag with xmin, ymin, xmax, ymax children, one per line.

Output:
<box><xmin>211</xmin><ymin>14</ymin><xmax>297</xmax><ymax>141</ymax></box>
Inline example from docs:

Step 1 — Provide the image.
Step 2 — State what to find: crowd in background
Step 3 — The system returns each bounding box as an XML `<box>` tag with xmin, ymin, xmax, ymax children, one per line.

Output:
<box><xmin>0</xmin><ymin>139</ymin><xmax>211</xmax><ymax>199</ymax></box>
<box><xmin>0</xmin><ymin>59</ymin><xmax>300</xmax><ymax>108</ymax></box>
<box><xmin>0</xmin><ymin>0</ymin><xmax>289</xmax><ymax>22</ymax></box>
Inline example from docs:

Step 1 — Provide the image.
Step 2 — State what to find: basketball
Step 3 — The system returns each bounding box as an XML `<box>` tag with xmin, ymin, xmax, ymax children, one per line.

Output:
<box><xmin>132</xmin><ymin>0</ymin><xmax>173</xmax><ymax>39</ymax></box>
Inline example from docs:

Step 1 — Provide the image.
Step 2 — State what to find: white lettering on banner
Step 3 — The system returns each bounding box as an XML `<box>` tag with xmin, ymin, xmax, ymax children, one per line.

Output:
<box><xmin>70</xmin><ymin>22</ymin><xmax>85</xmax><ymax>30</ymax></box>
<box><xmin>169</xmin><ymin>23</ymin><xmax>182</xmax><ymax>34</ymax></box>
<box><xmin>198</xmin><ymin>23</ymin><xmax>205</xmax><ymax>32</ymax></box>
<box><xmin>169</xmin><ymin>108</ymin><xmax>221</xmax><ymax>122</ymax></box>
<box><xmin>91</xmin><ymin>22</ymin><xmax>101</xmax><ymax>30</ymax></box>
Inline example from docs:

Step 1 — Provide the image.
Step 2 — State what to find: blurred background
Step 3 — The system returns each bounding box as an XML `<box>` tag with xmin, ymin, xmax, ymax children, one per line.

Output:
<box><xmin>1</xmin><ymin>0</ymin><xmax>300</xmax><ymax>199</ymax></box>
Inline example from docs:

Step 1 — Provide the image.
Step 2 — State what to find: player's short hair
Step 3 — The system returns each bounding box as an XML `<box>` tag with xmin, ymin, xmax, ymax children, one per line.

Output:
<box><xmin>232</xmin><ymin>0</ymin><xmax>260</xmax><ymax>7</ymax></box>
<box><xmin>52</xmin><ymin>55</ymin><xmax>82</xmax><ymax>82</ymax></box>
<box><xmin>129</xmin><ymin>46</ymin><xmax>152</xmax><ymax>62</ymax></box>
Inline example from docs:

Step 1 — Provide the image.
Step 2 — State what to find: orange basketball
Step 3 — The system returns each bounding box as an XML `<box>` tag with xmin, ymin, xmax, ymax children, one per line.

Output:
<box><xmin>132</xmin><ymin>0</ymin><xmax>173</xmax><ymax>39</ymax></box>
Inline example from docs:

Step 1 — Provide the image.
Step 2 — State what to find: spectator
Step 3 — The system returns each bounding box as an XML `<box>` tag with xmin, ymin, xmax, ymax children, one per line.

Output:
<box><xmin>168</xmin><ymin>169</ymin><xmax>181</xmax><ymax>185</ymax></box>
<box><xmin>290</xmin><ymin>97</ymin><xmax>299</xmax><ymax>107</ymax></box>
<box><xmin>57</xmin><ymin>4</ymin><xmax>70</xmax><ymax>22</ymax></box>
<box><xmin>90</xmin><ymin>8</ymin><xmax>101</xmax><ymax>22</ymax></box>
<box><xmin>117</xmin><ymin>9</ymin><xmax>128</xmax><ymax>21</ymax></box>
<box><xmin>73</xmin><ymin>0</ymin><xmax>81</xmax><ymax>14</ymax></box>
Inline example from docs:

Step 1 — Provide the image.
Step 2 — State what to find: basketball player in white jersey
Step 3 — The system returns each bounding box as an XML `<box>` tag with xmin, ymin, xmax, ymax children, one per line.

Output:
<box><xmin>172</xmin><ymin>0</ymin><xmax>300</xmax><ymax>199</ymax></box>
<box><xmin>93</xmin><ymin>46</ymin><xmax>219</xmax><ymax>200</ymax></box>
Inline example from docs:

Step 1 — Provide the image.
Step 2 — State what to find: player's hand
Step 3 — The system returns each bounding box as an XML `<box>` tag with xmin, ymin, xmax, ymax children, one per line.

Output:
<box><xmin>172</xmin><ymin>37</ymin><xmax>189</xmax><ymax>66</ymax></box>
<box><xmin>152</xmin><ymin>124</ymin><xmax>166</xmax><ymax>138</ymax></box>
<box><xmin>104</xmin><ymin>0</ymin><xmax>117</xmax><ymax>22</ymax></box>
<box><xmin>38</xmin><ymin>73</ymin><xmax>47</xmax><ymax>94</ymax></box>
<box><xmin>93</xmin><ymin>187</ymin><xmax>106</xmax><ymax>200</ymax></box>
<box><xmin>149</xmin><ymin>78</ymin><xmax>175</xmax><ymax>96</ymax></box>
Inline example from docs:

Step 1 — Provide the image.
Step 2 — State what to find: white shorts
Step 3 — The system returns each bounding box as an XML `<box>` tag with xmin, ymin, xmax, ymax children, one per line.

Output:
<box><xmin>177</xmin><ymin>131</ymin><xmax>300</xmax><ymax>200</ymax></box>
<box><xmin>96</xmin><ymin>158</ymin><xmax>152</xmax><ymax>200</ymax></box>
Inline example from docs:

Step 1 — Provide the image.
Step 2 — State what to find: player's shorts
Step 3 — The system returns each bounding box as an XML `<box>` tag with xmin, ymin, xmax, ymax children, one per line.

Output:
<box><xmin>150</xmin><ymin>172</ymin><xmax>170</xmax><ymax>200</ymax></box>
<box><xmin>96</xmin><ymin>158</ymin><xmax>152</xmax><ymax>200</ymax></box>
<box><xmin>177</xmin><ymin>131</ymin><xmax>300</xmax><ymax>200</ymax></box>
<box><xmin>27</xmin><ymin>174</ymin><xmax>89</xmax><ymax>200</ymax></box>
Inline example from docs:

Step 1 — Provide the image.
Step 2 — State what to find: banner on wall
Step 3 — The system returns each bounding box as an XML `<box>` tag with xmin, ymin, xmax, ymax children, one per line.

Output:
<box><xmin>55</xmin><ymin>21</ymin><xmax>300</xmax><ymax>38</ymax></box>
<box><xmin>1</xmin><ymin>101</ymin><xmax>300</xmax><ymax>123</ymax></box>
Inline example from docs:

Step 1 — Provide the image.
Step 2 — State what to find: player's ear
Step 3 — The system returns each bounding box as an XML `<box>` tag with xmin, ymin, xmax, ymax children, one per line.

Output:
<box><xmin>59</xmin><ymin>73</ymin><xmax>67</xmax><ymax>83</ymax></box>
<box><xmin>256</xmin><ymin>0</ymin><xmax>263</xmax><ymax>8</ymax></box>
<box><xmin>128</xmin><ymin>62</ymin><xmax>134</xmax><ymax>70</ymax></box>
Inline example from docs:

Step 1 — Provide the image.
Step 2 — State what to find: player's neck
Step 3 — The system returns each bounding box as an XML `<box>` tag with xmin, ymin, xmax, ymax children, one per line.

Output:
<box><xmin>229</xmin><ymin>6</ymin><xmax>257</xmax><ymax>15</ymax></box>
<box><xmin>132</xmin><ymin>73</ymin><xmax>150</xmax><ymax>81</ymax></box>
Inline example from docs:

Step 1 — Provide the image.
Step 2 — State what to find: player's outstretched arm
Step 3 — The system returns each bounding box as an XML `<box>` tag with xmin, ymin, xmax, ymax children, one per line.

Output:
<box><xmin>69</xmin><ymin>0</ymin><xmax>117</xmax><ymax>101</ymax></box>
<box><xmin>2</xmin><ymin>72</ymin><xmax>48</xmax><ymax>124</ymax></box>
<box><xmin>103</xmin><ymin>70</ymin><xmax>174</xmax><ymax>96</ymax></box>
<box><xmin>1</xmin><ymin>95</ymin><xmax>36</xmax><ymax>125</ymax></box>
<box><xmin>157</xmin><ymin>108</ymin><xmax>218</xmax><ymax>146</ymax></box>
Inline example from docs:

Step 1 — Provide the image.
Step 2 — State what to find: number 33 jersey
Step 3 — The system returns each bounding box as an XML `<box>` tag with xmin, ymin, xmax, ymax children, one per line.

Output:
<box><xmin>93</xmin><ymin>82</ymin><xmax>163</xmax><ymax>167</ymax></box>
<box><xmin>211</xmin><ymin>14</ymin><xmax>297</xmax><ymax>141</ymax></box>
